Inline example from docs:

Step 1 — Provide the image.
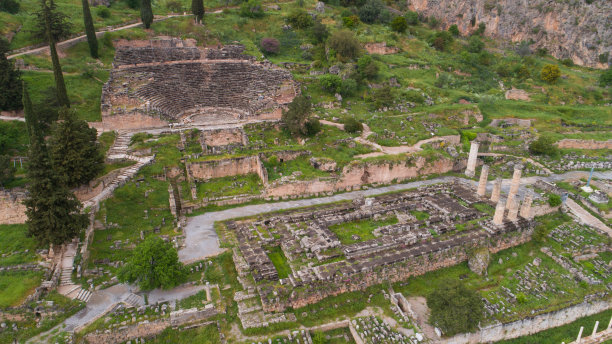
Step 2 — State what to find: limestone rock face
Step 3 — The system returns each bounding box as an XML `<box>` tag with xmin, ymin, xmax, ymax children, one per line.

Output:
<box><xmin>407</xmin><ymin>0</ymin><xmax>611</xmax><ymax>68</ymax></box>
<box><xmin>468</xmin><ymin>247</ymin><xmax>490</xmax><ymax>275</ymax></box>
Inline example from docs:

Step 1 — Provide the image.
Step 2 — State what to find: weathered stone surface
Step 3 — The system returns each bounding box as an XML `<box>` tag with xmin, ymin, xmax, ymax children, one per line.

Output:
<box><xmin>505</xmin><ymin>88</ymin><xmax>530</xmax><ymax>101</ymax></box>
<box><xmin>0</xmin><ymin>190</ymin><xmax>27</xmax><ymax>224</ymax></box>
<box><xmin>468</xmin><ymin>247</ymin><xmax>490</xmax><ymax>276</ymax></box>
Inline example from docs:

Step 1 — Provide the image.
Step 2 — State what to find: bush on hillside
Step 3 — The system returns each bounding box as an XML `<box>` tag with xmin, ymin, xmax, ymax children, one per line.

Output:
<box><xmin>329</xmin><ymin>30</ymin><xmax>361</xmax><ymax>61</ymax></box>
<box><xmin>261</xmin><ymin>37</ymin><xmax>280</xmax><ymax>54</ymax></box>
<box><xmin>541</xmin><ymin>64</ymin><xmax>561</xmax><ymax>83</ymax></box>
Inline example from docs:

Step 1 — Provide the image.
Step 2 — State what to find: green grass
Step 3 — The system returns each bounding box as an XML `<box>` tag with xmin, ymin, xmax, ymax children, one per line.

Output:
<box><xmin>496</xmin><ymin>309</ymin><xmax>612</xmax><ymax>344</ymax></box>
<box><xmin>473</xmin><ymin>202</ymin><xmax>495</xmax><ymax>216</ymax></box>
<box><xmin>0</xmin><ymin>224</ymin><xmax>39</xmax><ymax>267</ymax></box>
<box><xmin>195</xmin><ymin>173</ymin><xmax>263</xmax><ymax>199</ymax></box>
<box><xmin>98</xmin><ymin>131</ymin><xmax>116</xmax><ymax>156</ymax></box>
<box><xmin>267</xmin><ymin>246</ymin><xmax>292</xmax><ymax>279</ymax></box>
<box><xmin>0</xmin><ymin>270</ymin><xmax>44</xmax><ymax>308</ymax></box>
<box><xmin>144</xmin><ymin>323</ymin><xmax>220</xmax><ymax>344</ymax></box>
<box><xmin>410</xmin><ymin>210</ymin><xmax>430</xmax><ymax>221</ymax></box>
<box><xmin>0</xmin><ymin>120</ymin><xmax>29</xmax><ymax>157</ymax></box>
<box><xmin>328</xmin><ymin>215</ymin><xmax>398</xmax><ymax>245</ymax></box>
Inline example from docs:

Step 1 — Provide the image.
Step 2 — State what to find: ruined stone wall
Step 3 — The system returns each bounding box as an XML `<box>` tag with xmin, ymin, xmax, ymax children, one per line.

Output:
<box><xmin>187</xmin><ymin>156</ymin><xmax>268</xmax><ymax>184</ymax></box>
<box><xmin>84</xmin><ymin>319</ymin><xmax>170</xmax><ymax>344</ymax></box>
<box><xmin>91</xmin><ymin>112</ymin><xmax>169</xmax><ymax>131</ymax></box>
<box><xmin>201</xmin><ymin>128</ymin><xmax>246</xmax><ymax>147</ymax></box>
<box><xmin>0</xmin><ymin>190</ymin><xmax>27</xmax><ymax>224</ymax></box>
<box><xmin>444</xmin><ymin>299</ymin><xmax>611</xmax><ymax>344</ymax></box>
<box><xmin>556</xmin><ymin>139</ymin><xmax>612</xmax><ymax>150</ymax></box>
<box><xmin>73</xmin><ymin>168</ymin><xmax>126</xmax><ymax>202</ymax></box>
<box><xmin>265</xmin><ymin>157</ymin><xmax>457</xmax><ymax>198</ymax></box>
<box><xmin>266</xmin><ymin>227</ymin><xmax>532</xmax><ymax>312</ymax></box>
<box><xmin>530</xmin><ymin>204</ymin><xmax>561</xmax><ymax>218</ymax></box>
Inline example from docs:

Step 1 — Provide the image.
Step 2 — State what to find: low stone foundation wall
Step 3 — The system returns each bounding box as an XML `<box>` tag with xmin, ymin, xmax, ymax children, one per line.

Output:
<box><xmin>556</xmin><ymin>139</ymin><xmax>612</xmax><ymax>150</ymax></box>
<box><xmin>443</xmin><ymin>298</ymin><xmax>611</xmax><ymax>343</ymax></box>
<box><xmin>187</xmin><ymin>155</ymin><xmax>268</xmax><ymax>184</ymax></box>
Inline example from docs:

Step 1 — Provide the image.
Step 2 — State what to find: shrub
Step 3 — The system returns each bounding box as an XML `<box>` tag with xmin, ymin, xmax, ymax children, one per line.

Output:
<box><xmin>287</xmin><ymin>9</ymin><xmax>313</xmax><ymax>29</ymax></box>
<box><xmin>561</xmin><ymin>58</ymin><xmax>574</xmax><ymax>67</ymax></box>
<box><xmin>304</xmin><ymin>118</ymin><xmax>321</xmax><ymax>136</ymax></box>
<box><xmin>474</xmin><ymin>22</ymin><xmax>486</xmax><ymax>35</ymax></box>
<box><xmin>124</xmin><ymin>0</ymin><xmax>139</xmax><ymax>9</ymax></box>
<box><xmin>358</xmin><ymin>0</ymin><xmax>383</xmax><ymax>24</ymax></box>
<box><xmin>329</xmin><ymin>30</ymin><xmax>361</xmax><ymax>61</ymax></box>
<box><xmin>540</xmin><ymin>64</ymin><xmax>561</xmax><ymax>83</ymax></box>
<box><xmin>548</xmin><ymin>194</ymin><xmax>562</xmax><ymax>207</ymax></box>
<box><xmin>536</xmin><ymin>47</ymin><xmax>548</xmax><ymax>57</ymax></box>
<box><xmin>390</xmin><ymin>16</ymin><xmax>408</xmax><ymax>33</ymax></box>
<box><xmin>495</xmin><ymin>64</ymin><xmax>511</xmax><ymax>77</ymax></box>
<box><xmin>428</xmin><ymin>17</ymin><xmax>439</xmax><ymax>28</ymax></box>
<box><xmin>515</xmin><ymin>41</ymin><xmax>531</xmax><ymax>57</ymax></box>
<box><xmin>96</xmin><ymin>6</ymin><xmax>111</xmax><ymax>18</ymax></box>
<box><xmin>240</xmin><ymin>0</ymin><xmax>264</xmax><ymax>18</ymax></box>
<box><xmin>311</xmin><ymin>21</ymin><xmax>329</xmax><ymax>43</ymax></box>
<box><xmin>430</xmin><ymin>31</ymin><xmax>453</xmax><ymax>51</ymax></box>
<box><xmin>342</xmin><ymin>15</ymin><xmax>360</xmax><ymax>29</ymax></box>
<box><xmin>371</xmin><ymin>85</ymin><xmax>395</xmax><ymax>109</ymax></box>
<box><xmin>600</xmin><ymin>68</ymin><xmax>612</xmax><ymax>87</ymax></box>
<box><xmin>427</xmin><ymin>279</ymin><xmax>484</xmax><ymax>336</ymax></box>
<box><xmin>514</xmin><ymin>64</ymin><xmax>530</xmax><ymax>80</ymax></box>
<box><xmin>0</xmin><ymin>0</ymin><xmax>20</xmax><ymax>14</ymax></box>
<box><xmin>529</xmin><ymin>135</ymin><xmax>558</xmax><ymax>156</ymax></box>
<box><xmin>344</xmin><ymin>117</ymin><xmax>363</xmax><ymax>133</ymax></box>
<box><xmin>357</xmin><ymin>55</ymin><xmax>378</xmax><ymax>79</ymax></box>
<box><xmin>404</xmin><ymin>90</ymin><xmax>424</xmax><ymax>104</ymax></box>
<box><xmin>320</xmin><ymin>74</ymin><xmax>342</xmax><ymax>94</ymax></box>
<box><xmin>165</xmin><ymin>0</ymin><xmax>183</xmax><ymax>12</ymax></box>
<box><xmin>405</xmin><ymin>11</ymin><xmax>419</xmax><ymax>25</ymax></box>
<box><xmin>598</xmin><ymin>52</ymin><xmax>610</xmax><ymax>64</ymax></box>
<box><xmin>260</xmin><ymin>37</ymin><xmax>280</xmax><ymax>54</ymax></box>
<box><xmin>448</xmin><ymin>24</ymin><xmax>459</xmax><ymax>37</ymax></box>
<box><xmin>466</xmin><ymin>36</ymin><xmax>484</xmax><ymax>53</ymax></box>
<box><xmin>340</xmin><ymin>78</ymin><xmax>358</xmax><ymax>96</ymax></box>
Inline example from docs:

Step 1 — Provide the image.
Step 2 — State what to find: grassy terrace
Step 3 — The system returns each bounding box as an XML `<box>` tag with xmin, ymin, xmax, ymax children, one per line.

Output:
<box><xmin>267</xmin><ymin>246</ymin><xmax>292</xmax><ymax>279</ymax></box>
<box><xmin>0</xmin><ymin>224</ymin><xmax>39</xmax><ymax>267</ymax></box>
<box><xmin>329</xmin><ymin>215</ymin><xmax>398</xmax><ymax>244</ymax></box>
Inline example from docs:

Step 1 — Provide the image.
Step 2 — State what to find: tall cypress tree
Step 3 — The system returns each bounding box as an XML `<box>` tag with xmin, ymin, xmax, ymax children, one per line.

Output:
<box><xmin>81</xmin><ymin>0</ymin><xmax>98</xmax><ymax>58</ymax></box>
<box><xmin>191</xmin><ymin>0</ymin><xmax>204</xmax><ymax>24</ymax></box>
<box><xmin>0</xmin><ymin>38</ymin><xmax>22</xmax><ymax>111</ymax></box>
<box><xmin>140</xmin><ymin>0</ymin><xmax>153</xmax><ymax>29</ymax></box>
<box><xmin>23</xmin><ymin>85</ymin><xmax>87</xmax><ymax>247</ymax></box>
<box><xmin>42</xmin><ymin>0</ymin><xmax>70</xmax><ymax>108</ymax></box>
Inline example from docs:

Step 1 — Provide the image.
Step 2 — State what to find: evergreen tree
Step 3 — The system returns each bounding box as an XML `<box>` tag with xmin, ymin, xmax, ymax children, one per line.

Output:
<box><xmin>191</xmin><ymin>0</ymin><xmax>204</xmax><ymax>24</ymax></box>
<box><xmin>0</xmin><ymin>37</ymin><xmax>22</xmax><ymax>111</ymax></box>
<box><xmin>49</xmin><ymin>108</ymin><xmax>104</xmax><ymax>188</ymax></box>
<box><xmin>23</xmin><ymin>85</ymin><xmax>87</xmax><ymax>247</ymax></box>
<box><xmin>281</xmin><ymin>94</ymin><xmax>312</xmax><ymax>136</ymax></box>
<box><xmin>41</xmin><ymin>0</ymin><xmax>70</xmax><ymax>107</ymax></box>
<box><xmin>33</xmin><ymin>0</ymin><xmax>72</xmax><ymax>42</ymax></box>
<box><xmin>140</xmin><ymin>0</ymin><xmax>153</xmax><ymax>29</ymax></box>
<box><xmin>427</xmin><ymin>279</ymin><xmax>484</xmax><ymax>336</ymax></box>
<box><xmin>82</xmin><ymin>0</ymin><xmax>98</xmax><ymax>58</ymax></box>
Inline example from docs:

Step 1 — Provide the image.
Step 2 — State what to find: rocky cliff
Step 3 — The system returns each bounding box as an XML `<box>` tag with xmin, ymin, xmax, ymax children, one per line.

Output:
<box><xmin>408</xmin><ymin>0</ymin><xmax>611</xmax><ymax>68</ymax></box>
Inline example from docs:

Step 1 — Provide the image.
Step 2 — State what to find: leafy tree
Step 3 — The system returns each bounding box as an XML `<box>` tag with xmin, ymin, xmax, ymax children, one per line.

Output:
<box><xmin>328</xmin><ymin>30</ymin><xmax>361</xmax><ymax>61</ymax></box>
<box><xmin>287</xmin><ymin>9</ymin><xmax>313</xmax><ymax>29</ymax></box>
<box><xmin>281</xmin><ymin>94</ymin><xmax>312</xmax><ymax>136</ymax></box>
<box><xmin>548</xmin><ymin>194</ymin><xmax>562</xmax><ymax>207</ymax></box>
<box><xmin>430</xmin><ymin>31</ymin><xmax>453</xmax><ymax>51</ymax></box>
<box><xmin>371</xmin><ymin>85</ymin><xmax>394</xmax><ymax>109</ymax></box>
<box><xmin>357</xmin><ymin>55</ymin><xmax>378</xmax><ymax>80</ymax></box>
<box><xmin>118</xmin><ymin>237</ymin><xmax>187</xmax><ymax>290</ymax></box>
<box><xmin>49</xmin><ymin>108</ymin><xmax>104</xmax><ymax>187</ymax></box>
<box><xmin>260</xmin><ymin>37</ymin><xmax>280</xmax><ymax>54</ymax></box>
<box><xmin>0</xmin><ymin>155</ymin><xmax>14</xmax><ymax>187</ymax></box>
<box><xmin>427</xmin><ymin>279</ymin><xmax>484</xmax><ymax>336</ymax></box>
<box><xmin>191</xmin><ymin>0</ymin><xmax>205</xmax><ymax>24</ymax></box>
<box><xmin>0</xmin><ymin>0</ymin><xmax>19</xmax><ymax>14</ymax></box>
<box><xmin>599</xmin><ymin>68</ymin><xmax>612</xmax><ymax>87</ymax></box>
<box><xmin>340</xmin><ymin>78</ymin><xmax>358</xmax><ymax>96</ymax></box>
<box><xmin>311</xmin><ymin>21</ymin><xmax>329</xmax><ymax>43</ymax></box>
<box><xmin>320</xmin><ymin>74</ymin><xmax>342</xmax><ymax>94</ymax></box>
<box><xmin>32</xmin><ymin>0</ymin><xmax>72</xmax><ymax>42</ymax></box>
<box><xmin>448</xmin><ymin>24</ymin><xmax>459</xmax><ymax>36</ymax></box>
<box><xmin>240</xmin><ymin>0</ymin><xmax>264</xmax><ymax>18</ymax></box>
<box><xmin>344</xmin><ymin>117</ymin><xmax>363</xmax><ymax>133</ymax></box>
<box><xmin>23</xmin><ymin>85</ymin><xmax>87</xmax><ymax>247</ymax></box>
<box><xmin>82</xmin><ymin>0</ymin><xmax>98</xmax><ymax>58</ymax></box>
<box><xmin>404</xmin><ymin>11</ymin><xmax>419</xmax><ymax>25</ymax></box>
<box><xmin>0</xmin><ymin>38</ymin><xmax>22</xmax><ymax>111</ymax></box>
<box><xmin>140</xmin><ymin>0</ymin><xmax>153</xmax><ymax>29</ymax></box>
<box><xmin>40</xmin><ymin>0</ymin><xmax>69</xmax><ymax>108</ymax></box>
<box><xmin>540</xmin><ymin>64</ymin><xmax>561</xmax><ymax>84</ymax></box>
<box><xmin>390</xmin><ymin>16</ymin><xmax>408</xmax><ymax>33</ymax></box>
<box><xmin>529</xmin><ymin>135</ymin><xmax>558</xmax><ymax>157</ymax></box>
<box><xmin>466</xmin><ymin>36</ymin><xmax>484</xmax><ymax>53</ymax></box>
<box><xmin>358</xmin><ymin>0</ymin><xmax>383</xmax><ymax>24</ymax></box>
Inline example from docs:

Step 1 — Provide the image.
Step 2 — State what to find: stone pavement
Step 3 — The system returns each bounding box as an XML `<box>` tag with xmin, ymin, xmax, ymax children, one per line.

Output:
<box><xmin>565</xmin><ymin>198</ymin><xmax>612</xmax><ymax>237</ymax></box>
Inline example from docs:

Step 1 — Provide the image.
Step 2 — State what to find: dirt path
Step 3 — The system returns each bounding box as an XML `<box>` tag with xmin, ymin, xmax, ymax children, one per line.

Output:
<box><xmin>566</xmin><ymin>198</ymin><xmax>612</xmax><ymax>237</ymax></box>
<box><xmin>478</xmin><ymin>152</ymin><xmax>553</xmax><ymax>174</ymax></box>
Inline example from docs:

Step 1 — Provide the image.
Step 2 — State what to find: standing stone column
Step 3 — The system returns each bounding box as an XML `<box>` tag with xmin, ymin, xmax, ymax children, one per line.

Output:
<box><xmin>477</xmin><ymin>165</ymin><xmax>489</xmax><ymax>197</ymax></box>
<box><xmin>493</xmin><ymin>200</ymin><xmax>505</xmax><ymax>225</ymax></box>
<box><xmin>491</xmin><ymin>177</ymin><xmax>502</xmax><ymax>203</ymax></box>
<box><xmin>520</xmin><ymin>192</ymin><xmax>533</xmax><ymax>219</ymax></box>
<box><xmin>505</xmin><ymin>166</ymin><xmax>522</xmax><ymax>210</ymax></box>
<box><xmin>465</xmin><ymin>141</ymin><xmax>479</xmax><ymax>177</ymax></box>
<box><xmin>507</xmin><ymin>198</ymin><xmax>519</xmax><ymax>221</ymax></box>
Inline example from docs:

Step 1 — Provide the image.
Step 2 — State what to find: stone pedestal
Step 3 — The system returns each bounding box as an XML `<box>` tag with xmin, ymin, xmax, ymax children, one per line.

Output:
<box><xmin>477</xmin><ymin>165</ymin><xmax>489</xmax><ymax>197</ymax></box>
<box><xmin>505</xmin><ymin>166</ymin><xmax>522</xmax><ymax>210</ymax></box>
<box><xmin>465</xmin><ymin>142</ymin><xmax>479</xmax><ymax>177</ymax></box>
<box><xmin>493</xmin><ymin>200</ymin><xmax>505</xmax><ymax>225</ymax></box>
<box><xmin>491</xmin><ymin>178</ymin><xmax>502</xmax><ymax>203</ymax></box>
<box><xmin>507</xmin><ymin>198</ymin><xmax>519</xmax><ymax>221</ymax></box>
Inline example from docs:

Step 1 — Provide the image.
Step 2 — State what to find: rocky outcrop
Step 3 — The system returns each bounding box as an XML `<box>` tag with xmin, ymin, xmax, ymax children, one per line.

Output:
<box><xmin>407</xmin><ymin>0</ymin><xmax>611</xmax><ymax>68</ymax></box>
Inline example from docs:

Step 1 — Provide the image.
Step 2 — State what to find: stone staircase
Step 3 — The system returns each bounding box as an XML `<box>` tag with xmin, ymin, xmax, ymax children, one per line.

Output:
<box><xmin>106</xmin><ymin>131</ymin><xmax>133</xmax><ymax>162</ymax></box>
<box><xmin>57</xmin><ymin>241</ymin><xmax>92</xmax><ymax>303</ymax></box>
<box><xmin>123</xmin><ymin>293</ymin><xmax>145</xmax><ymax>308</ymax></box>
